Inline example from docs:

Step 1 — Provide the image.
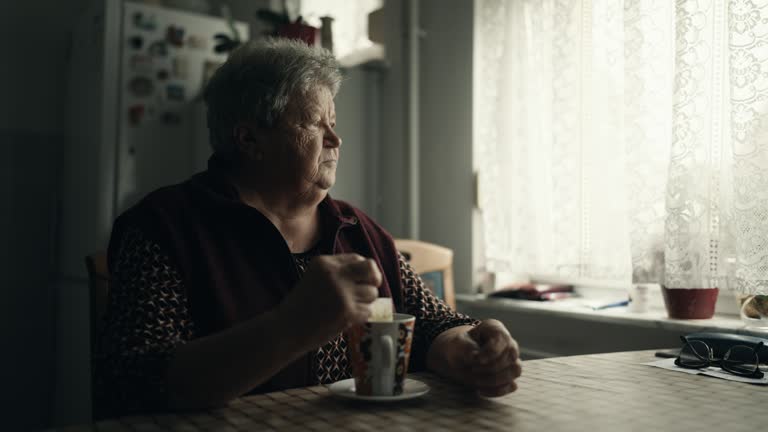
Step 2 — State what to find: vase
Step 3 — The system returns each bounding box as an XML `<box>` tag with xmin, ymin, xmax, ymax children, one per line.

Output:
<box><xmin>277</xmin><ymin>23</ymin><xmax>319</xmax><ymax>46</ymax></box>
<box><xmin>739</xmin><ymin>294</ymin><xmax>768</xmax><ymax>329</ymax></box>
<box><xmin>661</xmin><ymin>286</ymin><xmax>718</xmax><ymax>319</ymax></box>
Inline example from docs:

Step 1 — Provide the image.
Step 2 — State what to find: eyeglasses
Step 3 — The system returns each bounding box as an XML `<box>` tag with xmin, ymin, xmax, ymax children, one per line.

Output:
<box><xmin>675</xmin><ymin>336</ymin><xmax>765</xmax><ymax>378</ymax></box>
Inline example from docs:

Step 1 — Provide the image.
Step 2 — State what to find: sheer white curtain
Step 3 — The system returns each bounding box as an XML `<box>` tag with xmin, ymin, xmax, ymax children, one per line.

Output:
<box><xmin>475</xmin><ymin>0</ymin><xmax>768</xmax><ymax>294</ymax></box>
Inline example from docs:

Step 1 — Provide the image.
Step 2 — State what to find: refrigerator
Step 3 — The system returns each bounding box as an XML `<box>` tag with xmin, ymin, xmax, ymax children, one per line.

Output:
<box><xmin>62</xmin><ymin>0</ymin><xmax>248</xmax><ymax>278</ymax></box>
<box><xmin>56</xmin><ymin>0</ymin><xmax>248</xmax><ymax>423</ymax></box>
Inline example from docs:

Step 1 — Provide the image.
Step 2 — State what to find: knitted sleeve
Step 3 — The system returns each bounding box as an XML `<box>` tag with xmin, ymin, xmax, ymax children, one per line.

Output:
<box><xmin>94</xmin><ymin>226</ymin><xmax>195</xmax><ymax>417</ymax></box>
<box><xmin>398</xmin><ymin>253</ymin><xmax>480</xmax><ymax>370</ymax></box>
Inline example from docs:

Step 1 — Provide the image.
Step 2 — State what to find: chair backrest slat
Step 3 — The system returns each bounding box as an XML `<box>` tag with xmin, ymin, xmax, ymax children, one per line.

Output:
<box><xmin>394</xmin><ymin>239</ymin><xmax>455</xmax><ymax>309</ymax></box>
<box><xmin>85</xmin><ymin>252</ymin><xmax>110</xmax><ymax>349</ymax></box>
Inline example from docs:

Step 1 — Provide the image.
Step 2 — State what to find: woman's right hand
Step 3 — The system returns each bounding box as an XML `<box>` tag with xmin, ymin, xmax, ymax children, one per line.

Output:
<box><xmin>279</xmin><ymin>253</ymin><xmax>382</xmax><ymax>346</ymax></box>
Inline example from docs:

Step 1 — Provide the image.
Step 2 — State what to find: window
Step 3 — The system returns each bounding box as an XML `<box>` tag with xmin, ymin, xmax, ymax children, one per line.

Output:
<box><xmin>299</xmin><ymin>0</ymin><xmax>383</xmax><ymax>62</ymax></box>
<box><xmin>474</xmin><ymin>0</ymin><xmax>768</xmax><ymax>295</ymax></box>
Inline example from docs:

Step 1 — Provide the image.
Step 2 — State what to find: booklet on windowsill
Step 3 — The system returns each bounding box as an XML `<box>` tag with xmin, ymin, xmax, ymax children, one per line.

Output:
<box><xmin>644</xmin><ymin>358</ymin><xmax>768</xmax><ymax>385</ymax></box>
<box><xmin>487</xmin><ymin>283</ymin><xmax>574</xmax><ymax>301</ymax></box>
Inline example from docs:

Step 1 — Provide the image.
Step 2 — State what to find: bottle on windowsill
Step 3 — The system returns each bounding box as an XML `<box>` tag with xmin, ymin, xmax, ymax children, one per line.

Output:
<box><xmin>628</xmin><ymin>283</ymin><xmax>651</xmax><ymax>313</ymax></box>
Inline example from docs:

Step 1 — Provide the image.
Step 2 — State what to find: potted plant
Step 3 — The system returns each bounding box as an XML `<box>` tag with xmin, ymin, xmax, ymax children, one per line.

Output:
<box><xmin>256</xmin><ymin>7</ymin><xmax>319</xmax><ymax>46</ymax></box>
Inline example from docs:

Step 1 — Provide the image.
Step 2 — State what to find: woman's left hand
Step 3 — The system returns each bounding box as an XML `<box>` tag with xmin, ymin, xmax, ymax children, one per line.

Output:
<box><xmin>427</xmin><ymin>319</ymin><xmax>522</xmax><ymax>397</ymax></box>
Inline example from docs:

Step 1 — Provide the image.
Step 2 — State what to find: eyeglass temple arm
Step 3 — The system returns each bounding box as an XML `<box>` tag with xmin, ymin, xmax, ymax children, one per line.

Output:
<box><xmin>680</xmin><ymin>336</ymin><xmax>765</xmax><ymax>355</ymax></box>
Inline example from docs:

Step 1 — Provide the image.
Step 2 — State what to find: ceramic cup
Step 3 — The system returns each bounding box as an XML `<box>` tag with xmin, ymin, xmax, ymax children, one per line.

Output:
<box><xmin>347</xmin><ymin>313</ymin><xmax>415</xmax><ymax>396</ymax></box>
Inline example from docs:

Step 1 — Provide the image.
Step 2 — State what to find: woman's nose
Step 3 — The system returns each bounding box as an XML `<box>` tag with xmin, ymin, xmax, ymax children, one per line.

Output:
<box><xmin>325</xmin><ymin>128</ymin><xmax>342</xmax><ymax>148</ymax></box>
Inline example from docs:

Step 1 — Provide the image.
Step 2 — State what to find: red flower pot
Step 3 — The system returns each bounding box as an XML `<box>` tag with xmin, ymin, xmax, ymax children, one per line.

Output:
<box><xmin>277</xmin><ymin>23</ymin><xmax>318</xmax><ymax>46</ymax></box>
<box><xmin>661</xmin><ymin>286</ymin><xmax>719</xmax><ymax>319</ymax></box>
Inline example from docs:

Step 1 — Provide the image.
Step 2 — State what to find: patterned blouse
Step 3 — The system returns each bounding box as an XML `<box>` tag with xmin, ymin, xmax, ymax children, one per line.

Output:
<box><xmin>95</xmin><ymin>227</ymin><xmax>477</xmax><ymax>415</ymax></box>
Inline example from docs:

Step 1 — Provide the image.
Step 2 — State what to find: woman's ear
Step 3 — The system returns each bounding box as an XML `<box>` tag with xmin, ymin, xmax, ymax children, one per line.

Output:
<box><xmin>234</xmin><ymin>123</ymin><xmax>264</xmax><ymax>161</ymax></box>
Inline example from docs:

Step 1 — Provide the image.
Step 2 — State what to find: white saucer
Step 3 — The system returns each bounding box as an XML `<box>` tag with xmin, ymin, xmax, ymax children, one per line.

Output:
<box><xmin>327</xmin><ymin>378</ymin><xmax>430</xmax><ymax>402</ymax></box>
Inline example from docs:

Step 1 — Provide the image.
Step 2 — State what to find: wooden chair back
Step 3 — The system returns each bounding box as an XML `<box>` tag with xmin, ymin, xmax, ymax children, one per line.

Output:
<box><xmin>394</xmin><ymin>239</ymin><xmax>455</xmax><ymax>309</ymax></box>
<box><xmin>85</xmin><ymin>251</ymin><xmax>110</xmax><ymax>347</ymax></box>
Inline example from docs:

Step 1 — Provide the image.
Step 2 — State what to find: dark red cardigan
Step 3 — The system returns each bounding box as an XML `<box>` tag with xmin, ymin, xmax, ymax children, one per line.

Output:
<box><xmin>107</xmin><ymin>157</ymin><xmax>404</xmax><ymax>391</ymax></box>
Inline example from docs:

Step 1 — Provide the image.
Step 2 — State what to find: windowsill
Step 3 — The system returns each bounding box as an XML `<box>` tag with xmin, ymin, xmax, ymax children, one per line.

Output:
<box><xmin>337</xmin><ymin>43</ymin><xmax>388</xmax><ymax>70</ymax></box>
<box><xmin>456</xmin><ymin>293</ymin><xmax>768</xmax><ymax>347</ymax></box>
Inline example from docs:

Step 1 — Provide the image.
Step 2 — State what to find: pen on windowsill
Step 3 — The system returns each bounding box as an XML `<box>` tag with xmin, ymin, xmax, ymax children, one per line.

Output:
<box><xmin>592</xmin><ymin>300</ymin><xmax>630</xmax><ymax>311</ymax></box>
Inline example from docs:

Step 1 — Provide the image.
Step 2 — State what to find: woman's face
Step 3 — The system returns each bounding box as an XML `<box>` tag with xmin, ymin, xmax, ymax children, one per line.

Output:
<box><xmin>263</xmin><ymin>86</ymin><xmax>342</xmax><ymax>196</ymax></box>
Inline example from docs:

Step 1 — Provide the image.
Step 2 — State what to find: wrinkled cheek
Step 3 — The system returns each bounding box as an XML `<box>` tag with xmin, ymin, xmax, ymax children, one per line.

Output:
<box><xmin>293</xmin><ymin>132</ymin><xmax>322</xmax><ymax>180</ymax></box>
<box><xmin>308</xmin><ymin>166</ymin><xmax>322</xmax><ymax>182</ymax></box>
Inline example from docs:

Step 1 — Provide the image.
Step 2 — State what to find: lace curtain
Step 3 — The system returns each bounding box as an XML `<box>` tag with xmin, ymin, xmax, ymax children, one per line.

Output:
<box><xmin>475</xmin><ymin>0</ymin><xmax>768</xmax><ymax>294</ymax></box>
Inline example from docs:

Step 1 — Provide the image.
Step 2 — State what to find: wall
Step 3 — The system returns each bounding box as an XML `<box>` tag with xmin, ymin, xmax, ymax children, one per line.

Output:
<box><xmin>330</xmin><ymin>67</ymin><xmax>379</xmax><ymax>214</ymax></box>
<box><xmin>371</xmin><ymin>0</ymin><xmax>409</xmax><ymax>236</ymax></box>
<box><xmin>0</xmin><ymin>130</ymin><xmax>60</xmax><ymax>431</ymax></box>
<box><xmin>418</xmin><ymin>0</ymin><xmax>474</xmax><ymax>294</ymax></box>
<box><xmin>0</xmin><ymin>1</ymin><xmax>90</xmax><ymax>430</ymax></box>
<box><xmin>335</xmin><ymin>0</ymin><xmax>477</xmax><ymax>294</ymax></box>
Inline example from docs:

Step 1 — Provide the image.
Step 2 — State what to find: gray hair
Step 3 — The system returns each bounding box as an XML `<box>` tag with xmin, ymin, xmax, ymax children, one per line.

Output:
<box><xmin>203</xmin><ymin>37</ymin><xmax>343</xmax><ymax>155</ymax></box>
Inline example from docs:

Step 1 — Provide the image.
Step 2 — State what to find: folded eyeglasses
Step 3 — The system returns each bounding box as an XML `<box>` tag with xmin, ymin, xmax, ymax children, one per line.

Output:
<box><xmin>675</xmin><ymin>336</ymin><xmax>764</xmax><ymax>379</ymax></box>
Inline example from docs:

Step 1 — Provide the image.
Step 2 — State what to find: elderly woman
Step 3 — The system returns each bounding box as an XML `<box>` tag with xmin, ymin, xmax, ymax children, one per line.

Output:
<box><xmin>96</xmin><ymin>38</ymin><xmax>521</xmax><ymax>417</ymax></box>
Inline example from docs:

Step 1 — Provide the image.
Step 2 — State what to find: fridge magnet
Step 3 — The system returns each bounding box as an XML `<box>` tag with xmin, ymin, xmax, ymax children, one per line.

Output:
<box><xmin>172</xmin><ymin>57</ymin><xmax>189</xmax><ymax>79</ymax></box>
<box><xmin>166</xmin><ymin>84</ymin><xmax>185</xmax><ymax>101</ymax></box>
<box><xmin>128</xmin><ymin>104</ymin><xmax>145</xmax><ymax>126</ymax></box>
<box><xmin>161</xmin><ymin>111</ymin><xmax>182</xmax><ymax>125</ymax></box>
<box><xmin>152</xmin><ymin>92</ymin><xmax>165</xmax><ymax>109</ymax></box>
<box><xmin>129</xmin><ymin>54</ymin><xmax>153</xmax><ymax>74</ymax></box>
<box><xmin>128</xmin><ymin>76</ymin><xmax>154</xmax><ymax>97</ymax></box>
<box><xmin>129</xmin><ymin>36</ymin><xmax>144</xmax><ymax>50</ymax></box>
<box><xmin>148</xmin><ymin>40</ymin><xmax>168</xmax><ymax>57</ymax></box>
<box><xmin>166</xmin><ymin>25</ymin><xmax>185</xmax><ymax>47</ymax></box>
<box><xmin>187</xmin><ymin>35</ymin><xmax>207</xmax><ymax>50</ymax></box>
<box><xmin>132</xmin><ymin>12</ymin><xmax>156</xmax><ymax>31</ymax></box>
<box><xmin>156</xmin><ymin>69</ymin><xmax>169</xmax><ymax>81</ymax></box>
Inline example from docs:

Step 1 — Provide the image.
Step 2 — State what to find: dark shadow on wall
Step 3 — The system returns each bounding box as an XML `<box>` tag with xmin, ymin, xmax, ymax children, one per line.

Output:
<box><xmin>0</xmin><ymin>130</ymin><xmax>61</xmax><ymax>431</ymax></box>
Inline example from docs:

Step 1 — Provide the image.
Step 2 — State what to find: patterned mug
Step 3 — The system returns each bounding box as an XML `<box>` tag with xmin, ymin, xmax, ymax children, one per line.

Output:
<box><xmin>347</xmin><ymin>313</ymin><xmax>416</xmax><ymax>396</ymax></box>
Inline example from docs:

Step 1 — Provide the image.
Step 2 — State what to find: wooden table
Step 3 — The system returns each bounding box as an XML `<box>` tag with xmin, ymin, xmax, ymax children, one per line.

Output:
<box><xmin>61</xmin><ymin>350</ymin><xmax>764</xmax><ymax>431</ymax></box>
